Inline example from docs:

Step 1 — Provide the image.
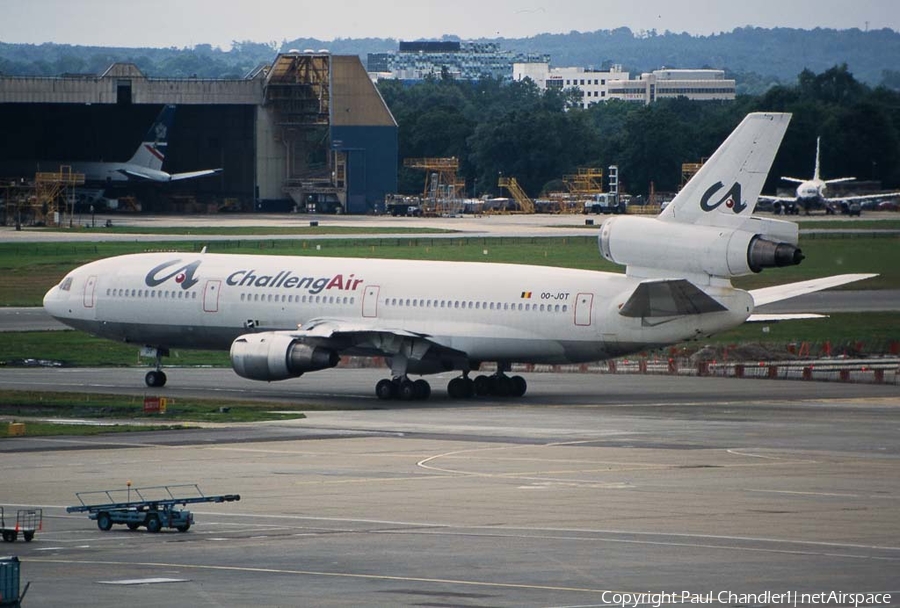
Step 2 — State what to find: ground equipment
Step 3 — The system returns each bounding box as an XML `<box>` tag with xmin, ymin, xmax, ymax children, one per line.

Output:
<box><xmin>0</xmin><ymin>508</ymin><xmax>42</xmax><ymax>543</ymax></box>
<box><xmin>66</xmin><ymin>484</ymin><xmax>240</xmax><ymax>533</ymax></box>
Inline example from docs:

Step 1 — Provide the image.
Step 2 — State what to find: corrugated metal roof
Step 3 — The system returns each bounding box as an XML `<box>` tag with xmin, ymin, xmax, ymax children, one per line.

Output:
<box><xmin>331</xmin><ymin>56</ymin><xmax>396</xmax><ymax>128</ymax></box>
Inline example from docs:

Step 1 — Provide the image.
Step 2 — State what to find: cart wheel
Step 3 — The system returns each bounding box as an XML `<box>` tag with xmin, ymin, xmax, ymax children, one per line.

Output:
<box><xmin>97</xmin><ymin>512</ymin><xmax>113</xmax><ymax>531</ymax></box>
<box><xmin>176</xmin><ymin>521</ymin><xmax>191</xmax><ymax>533</ymax></box>
<box><xmin>145</xmin><ymin>514</ymin><xmax>161</xmax><ymax>533</ymax></box>
<box><xmin>2</xmin><ymin>530</ymin><xmax>15</xmax><ymax>542</ymax></box>
<box><xmin>126</xmin><ymin>522</ymin><xmax>140</xmax><ymax>531</ymax></box>
<box><xmin>23</xmin><ymin>531</ymin><xmax>34</xmax><ymax>542</ymax></box>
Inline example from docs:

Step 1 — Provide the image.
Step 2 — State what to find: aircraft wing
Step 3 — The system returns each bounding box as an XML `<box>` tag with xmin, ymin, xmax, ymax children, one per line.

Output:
<box><xmin>749</xmin><ymin>273</ymin><xmax>877</xmax><ymax>307</ymax></box>
<box><xmin>757</xmin><ymin>195</ymin><xmax>795</xmax><ymax>202</ymax></box>
<box><xmin>825</xmin><ymin>192</ymin><xmax>900</xmax><ymax>203</ymax></box>
<box><xmin>284</xmin><ymin>317</ymin><xmax>469</xmax><ymax>363</ymax></box>
<box><xmin>168</xmin><ymin>168</ymin><xmax>223</xmax><ymax>181</ymax></box>
<box><xmin>618</xmin><ymin>279</ymin><xmax>726</xmax><ymax>317</ymax></box>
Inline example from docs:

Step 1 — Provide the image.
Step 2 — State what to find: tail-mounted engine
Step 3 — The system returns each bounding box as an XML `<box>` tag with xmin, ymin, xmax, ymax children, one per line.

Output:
<box><xmin>231</xmin><ymin>333</ymin><xmax>339</xmax><ymax>381</ymax></box>
<box><xmin>598</xmin><ymin>216</ymin><xmax>803</xmax><ymax>279</ymax></box>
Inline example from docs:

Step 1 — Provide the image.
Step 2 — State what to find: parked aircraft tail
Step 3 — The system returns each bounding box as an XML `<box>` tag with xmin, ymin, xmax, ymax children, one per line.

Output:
<box><xmin>780</xmin><ymin>137</ymin><xmax>855</xmax><ymax>186</ymax></box>
<box><xmin>125</xmin><ymin>105</ymin><xmax>176</xmax><ymax>171</ymax></box>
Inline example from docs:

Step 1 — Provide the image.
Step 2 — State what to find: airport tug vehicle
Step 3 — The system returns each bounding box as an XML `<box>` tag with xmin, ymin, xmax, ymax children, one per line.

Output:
<box><xmin>66</xmin><ymin>484</ymin><xmax>240</xmax><ymax>533</ymax></box>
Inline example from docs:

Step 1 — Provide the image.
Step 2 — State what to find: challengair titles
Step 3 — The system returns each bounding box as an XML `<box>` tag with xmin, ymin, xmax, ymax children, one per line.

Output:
<box><xmin>226</xmin><ymin>269</ymin><xmax>364</xmax><ymax>295</ymax></box>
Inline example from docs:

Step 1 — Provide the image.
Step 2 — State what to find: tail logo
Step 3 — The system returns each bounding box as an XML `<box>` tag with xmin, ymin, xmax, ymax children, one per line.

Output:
<box><xmin>153</xmin><ymin>122</ymin><xmax>168</xmax><ymax>142</ymax></box>
<box><xmin>700</xmin><ymin>181</ymin><xmax>746</xmax><ymax>214</ymax></box>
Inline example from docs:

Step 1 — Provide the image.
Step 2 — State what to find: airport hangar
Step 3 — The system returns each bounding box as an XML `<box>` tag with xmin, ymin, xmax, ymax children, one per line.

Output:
<box><xmin>0</xmin><ymin>52</ymin><xmax>398</xmax><ymax>214</ymax></box>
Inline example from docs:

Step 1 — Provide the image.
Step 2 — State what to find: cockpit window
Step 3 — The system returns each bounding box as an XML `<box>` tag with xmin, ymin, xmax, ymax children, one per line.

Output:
<box><xmin>60</xmin><ymin>277</ymin><xmax>73</xmax><ymax>291</ymax></box>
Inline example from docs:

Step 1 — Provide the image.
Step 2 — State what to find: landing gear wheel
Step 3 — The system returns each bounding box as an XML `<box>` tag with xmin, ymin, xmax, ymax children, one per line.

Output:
<box><xmin>473</xmin><ymin>375</ymin><xmax>491</xmax><ymax>396</ymax></box>
<box><xmin>447</xmin><ymin>377</ymin><xmax>475</xmax><ymax>399</ymax></box>
<box><xmin>375</xmin><ymin>379</ymin><xmax>397</xmax><ymax>400</ymax></box>
<box><xmin>145</xmin><ymin>370</ymin><xmax>167</xmax><ymax>388</ymax></box>
<box><xmin>510</xmin><ymin>375</ymin><xmax>527</xmax><ymax>397</ymax></box>
<box><xmin>398</xmin><ymin>380</ymin><xmax>417</xmax><ymax>401</ymax></box>
<box><xmin>413</xmin><ymin>379</ymin><xmax>431</xmax><ymax>400</ymax></box>
<box><xmin>97</xmin><ymin>512</ymin><xmax>113</xmax><ymax>531</ymax></box>
<box><xmin>492</xmin><ymin>374</ymin><xmax>512</xmax><ymax>397</ymax></box>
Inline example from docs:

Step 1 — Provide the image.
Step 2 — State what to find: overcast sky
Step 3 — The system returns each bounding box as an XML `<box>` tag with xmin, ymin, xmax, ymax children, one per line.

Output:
<box><xmin>1</xmin><ymin>0</ymin><xmax>898</xmax><ymax>49</ymax></box>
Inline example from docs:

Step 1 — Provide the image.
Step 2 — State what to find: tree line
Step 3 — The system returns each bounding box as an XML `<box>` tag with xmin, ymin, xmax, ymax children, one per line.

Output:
<box><xmin>378</xmin><ymin>65</ymin><xmax>900</xmax><ymax>199</ymax></box>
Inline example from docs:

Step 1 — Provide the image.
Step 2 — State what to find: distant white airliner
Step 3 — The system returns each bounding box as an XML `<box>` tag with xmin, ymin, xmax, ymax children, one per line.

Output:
<box><xmin>63</xmin><ymin>105</ymin><xmax>222</xmax><ymax>184</ymax></box>
<box><xmin>43</xmin><ymin>113</ymin><xmax>874</xmax><ymax>400</ymax></box>
<box><xmin>760</xmin><ymin>137</ymin><xmax>900</xmax><ymax>215</ymax></box>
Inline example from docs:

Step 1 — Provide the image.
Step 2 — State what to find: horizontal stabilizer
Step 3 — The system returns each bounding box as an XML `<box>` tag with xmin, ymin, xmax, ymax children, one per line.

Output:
<box><xmin>169</xmin><ymin>168</ymin><xmax>223</xmax><ymax>181</ymax></box>
<box><xmin>118</xmin><ymin>168</ymin><xmax>156</xmax><ymax>181</ymax></box>
<box><xmin>746</xmin><ymin>313</ymin><xmax>828</xmax><ymax>322</ymax></box>
<box><xmin>750</xmin><ymin>273</ymin><xmax>877</xmax><ymax>307</ymax></box>
<box><xmin>619</xmin><ymin>279</ymin><xmax>727</xmax><ymax>318</ymax></box>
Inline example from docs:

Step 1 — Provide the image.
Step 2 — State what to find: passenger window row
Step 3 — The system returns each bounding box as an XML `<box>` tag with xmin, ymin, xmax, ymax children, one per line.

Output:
<box><xmin>239</xmin><ymin>292</ymin><xmax>355</xmax><ymax>306</ymax></box>
<box><xmin>106</xmin><ymin>288</ymin><xmax>197</xmax><ymax>300</ymax></box>
<box><xmin>382</xmin><ymin>297</ymin><xmax>568</xmax><ymax>314</ymax></box>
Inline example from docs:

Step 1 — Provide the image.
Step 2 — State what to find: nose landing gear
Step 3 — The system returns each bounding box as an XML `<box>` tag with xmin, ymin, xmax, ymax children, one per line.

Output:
<box><xmin>145</xmin><ymin>369</ymin><xmax>167</xmax><ymax>388</ymax></box>
<box><xmin>142</xmin><ymin>346</ymin><xmax>169</xmax><ymax>387</ymax></box>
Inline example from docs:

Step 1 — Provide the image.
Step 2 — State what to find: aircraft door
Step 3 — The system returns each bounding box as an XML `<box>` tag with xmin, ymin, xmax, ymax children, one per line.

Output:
<box><xmin>574</xmin><ymin>292</ymin><xmax>593</xmax><ymax>326</ymax></box>
<box><xmin>362</xmin><ymin>285</ymin><xmax>379</xmax><ymax>318</ymax></box>
<box><xmin>203</xmin><ymin>280</ymin><xmax>221</xmax><ymax>313</ymax></box>
<box><xmin>82</xmin><ymin>275</ymin><xmax>97</xmax><ymax>308</ymax></box>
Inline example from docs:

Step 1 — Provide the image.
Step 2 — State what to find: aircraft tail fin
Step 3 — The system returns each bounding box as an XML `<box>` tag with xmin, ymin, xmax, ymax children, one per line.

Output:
<box><xmin>813</xmin><ymin>136</ymin><xmax>821</xmax><ymax>181</ymax></box>
<box><xmin>658</xmin><ymin>113</ymin><xmax>791</xmax><ymax>228</ymax></box>
<box><xmin>126</xmin><ymin>105</ymin><xmax>176</xmax><ymax>170</ymax></box>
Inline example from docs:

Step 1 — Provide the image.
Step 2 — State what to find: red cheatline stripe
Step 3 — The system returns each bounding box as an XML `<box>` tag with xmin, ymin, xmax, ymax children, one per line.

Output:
<box><xmin>145</xmin><ymin>144</ymin><xmax>165</xmax><ymax>161</ymax></box>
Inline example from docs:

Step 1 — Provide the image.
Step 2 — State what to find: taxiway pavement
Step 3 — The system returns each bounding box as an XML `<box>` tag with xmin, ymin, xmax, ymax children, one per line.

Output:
<box><xmin>0</xmin><ymin>368</ymin><xmax>898</xmax><ymax>607</ymax></box>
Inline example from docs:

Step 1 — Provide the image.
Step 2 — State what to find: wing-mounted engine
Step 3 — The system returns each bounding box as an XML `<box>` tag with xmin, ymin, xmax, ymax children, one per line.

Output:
<box><xmin>598</xmin><ymin>215</ymin><xmax>804</xmax><ymax>280</ymax></box>
<box><xmin>230</xmin><ymin>333</ymin><xmax>339</xmax><ymax>381</ymax></box>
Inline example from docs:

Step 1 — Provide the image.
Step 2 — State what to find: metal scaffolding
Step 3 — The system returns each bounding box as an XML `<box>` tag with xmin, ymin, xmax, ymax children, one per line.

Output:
<box><xmin>496</xmin><ymin>176</ymin><xmax>535</xmax><ymax>214</ymax></box>
<box><xmin>264</xmin><ymin>53</ymin><xmax>342</xmax><ymax>211</ymax></box>
<box><xmin>403</xmin><ymin>157</ymin><xmax>466</xmax><ymax>215</ymax></box>
<box><xmin>30</xmin><ymin>166</ymin><xmax>85</xmax><ymax>226</ymax></box>
<box><xmin>560</xmin><ymin>167</ymin><xmax>605</xmax><ymax>213</ymax></box>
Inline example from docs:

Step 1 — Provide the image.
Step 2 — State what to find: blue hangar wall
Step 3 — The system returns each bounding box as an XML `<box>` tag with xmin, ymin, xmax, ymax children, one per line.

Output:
<box><xmin>332</xmin><ymin>125</ymin><xmax>398</xmax><ymax>214</ymax></box>
<box><xmin>331</xmin><ymin>56</ymin><xmax>398</xmax><ymax>214</ymax></box>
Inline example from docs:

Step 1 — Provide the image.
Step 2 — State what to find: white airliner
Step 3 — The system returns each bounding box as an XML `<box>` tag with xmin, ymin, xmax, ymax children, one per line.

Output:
<box><xmin>43</xmin><ymin>113</ymin><xmax>874</xmax><ymax>400</ymax></box>
<box><xmin>59</xmin><ymin>105</ymin><xmax>222</xmax><ymax>184</ymax></box>
<box><xmin>760</xmin><ymin>137</ymin><xmax>900</xmax><ymax>215</ymax></box>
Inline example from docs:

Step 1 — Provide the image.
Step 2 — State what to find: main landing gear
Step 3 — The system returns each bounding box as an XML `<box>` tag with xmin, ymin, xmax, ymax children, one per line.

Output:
<box><xmin>449</xmin><ymin>373</ymin><xmax>527</xmax><ymax>399</ymax></box>
<box><xmin>375</xmin><ymin>377</ymin><xmax>431</xmax><ymax>401</ymax></box>
<box><xmin>374</xmin><ymin>371</ymin><xmax>528</xmax><ymax>401</ymax></box>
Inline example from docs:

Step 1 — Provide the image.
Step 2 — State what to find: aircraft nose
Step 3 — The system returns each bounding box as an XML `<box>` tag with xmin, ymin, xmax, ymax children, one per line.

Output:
<box><xmin>43</xmin><ymin>282</ymin><xmax>66</xmax><ymax>319</ymax></box>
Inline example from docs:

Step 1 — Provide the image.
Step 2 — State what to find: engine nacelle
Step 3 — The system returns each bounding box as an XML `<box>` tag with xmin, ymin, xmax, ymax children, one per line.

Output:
<box><xmin>598</xmin><ymin>216</ymin><xmax>803</xmax><ymax>278</ymax></box>
<box><xmin>230</xmin><ymin>333</ymin><xmax>339</xmax><ymax>381</ymax></box>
